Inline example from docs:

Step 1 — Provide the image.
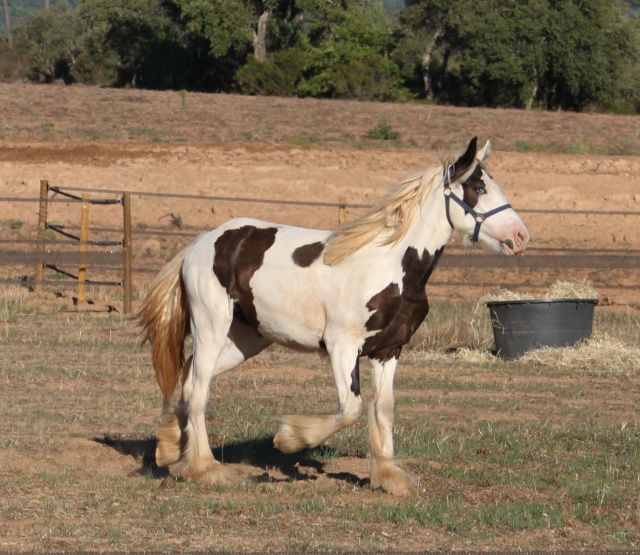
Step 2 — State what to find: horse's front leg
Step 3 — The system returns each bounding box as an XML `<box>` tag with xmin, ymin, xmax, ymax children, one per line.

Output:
<box><xmin>274</xmin><ymin>342</ymin><xmax>363</xmax><ymax>453</ymax></box>
<box><xmin>368</xmin><ymin>349</ymin><xmax>419</xmax><ymax>496</ymax></box>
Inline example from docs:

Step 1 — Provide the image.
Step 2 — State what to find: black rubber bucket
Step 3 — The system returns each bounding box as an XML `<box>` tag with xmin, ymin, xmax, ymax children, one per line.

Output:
<box><xmin>486</xmin><ymin>298</ymin><xmax>598</xmax><ymax>359</ymax></box>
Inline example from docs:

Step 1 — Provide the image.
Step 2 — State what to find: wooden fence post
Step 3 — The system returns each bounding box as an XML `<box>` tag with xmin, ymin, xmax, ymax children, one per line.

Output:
<box><xmin>76</xmin><ymin>194</ymin><xmax>90</xmax><ymax>308</ymax></box>
<box><xmin>122</xmin><ymin>192</ymin><xmax>133</xmax><ymax>315</ymax></box>
<box><xmin>34</xmin><ymin>180</ymin><xmax>49</xmax><ymax>292</ymax></box>
<box><xmin>338</xmin><ymin>196</ymin><xmax>347</xmax><ymax>225</ymax></box>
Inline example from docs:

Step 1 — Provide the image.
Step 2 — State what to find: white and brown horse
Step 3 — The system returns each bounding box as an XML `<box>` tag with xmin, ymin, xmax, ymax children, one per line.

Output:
<box><xmin>138</xmin><ymin>137</ymin><xmax>529</xmax><ymax>496</ymax></box>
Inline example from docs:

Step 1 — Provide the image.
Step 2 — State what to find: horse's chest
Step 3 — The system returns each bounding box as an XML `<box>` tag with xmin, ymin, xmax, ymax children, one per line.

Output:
<box><xmin>359</xmin><ymin>245</ymin><xmax>441</xmax><ymax>358</ymax></box>
<box><xmin>360</xmin><ymin>283</ymin><xmax>429</xmax><ymax>357</ymax></box>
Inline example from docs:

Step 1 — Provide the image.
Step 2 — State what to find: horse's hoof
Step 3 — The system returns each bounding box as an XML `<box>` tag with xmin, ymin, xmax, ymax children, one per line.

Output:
<box><xmin>183</xmin><ymin>459</ymin><xmax>235</xmax><ymax>487</ymax></box>
<box><xmin>155</xmin><ymin>415</ymin><xmax>182</xmax><ymax>467</ymax></box>
<box><xmin>273</xmin><ymin>424</ymin><xmax>302</xmax><ymax>454</ymax></box>
<box><xmin>371</xmin><ymin>464</ymin><xmax>419</xmax><ymax>497</ymax></box>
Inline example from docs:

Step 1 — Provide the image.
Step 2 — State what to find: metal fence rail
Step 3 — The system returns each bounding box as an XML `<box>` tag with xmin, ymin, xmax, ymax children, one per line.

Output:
<box><xmin>1</xmin><ymin>186</ymin><xmax>639</xmax><ymax>304</ymax></box>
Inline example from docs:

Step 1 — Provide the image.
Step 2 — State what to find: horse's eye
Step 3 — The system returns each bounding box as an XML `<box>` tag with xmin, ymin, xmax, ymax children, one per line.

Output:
<box><xmin>476</xmin><ymin>187</ymin><xmax>486</xmax><ymax>195</ymax></box>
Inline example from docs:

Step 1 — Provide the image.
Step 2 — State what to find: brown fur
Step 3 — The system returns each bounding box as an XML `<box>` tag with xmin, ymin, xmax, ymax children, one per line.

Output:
<box><xmin>292</xmin><ymin>241</ymin><xmax>324</xmax><ymax>267</ymax></box>
<box><xmin>213</xmin><ymin>225</ymin><xmax>277</xmax><ymax>328</ymax></box>
<box><xmin>137</xmin><ymin>248</ymin><xmax>191</xmax><ymax>402</ymax></box>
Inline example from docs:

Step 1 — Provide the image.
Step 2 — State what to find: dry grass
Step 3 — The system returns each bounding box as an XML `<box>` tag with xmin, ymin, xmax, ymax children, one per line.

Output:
<box><xmin>2</xmin><ymin>286</ymin><xmax>639</xmax><ymax>551</ymax></box>
<box><xmin>413</xmin><ymin>332</ymin><xmax>640</xmax><ymax>378</ymax></box>
<box><xmin>479</xmin><ymin>280</ymin><xmax>599</xmax><ymax>303</ymax></box>
<box><xmin>1</xmin><ymin>82</ymin><xmax>640</xmax><ymax>154</ymax></box>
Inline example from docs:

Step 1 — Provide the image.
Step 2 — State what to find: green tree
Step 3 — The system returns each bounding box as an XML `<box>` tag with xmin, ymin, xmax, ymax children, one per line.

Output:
<box><xmin>291</xmin><ymin>0</ymin><xmax>403</xmax><ymax>99</ymax></box>
<box><xmin>234</xmin><ymin>0</ymin><xmax>404</xmax><ymax>99</ymax></box>
<box><xmin>160</xmin><ymin>0</ymin><xmax>257</xmax><ymax>89</ymax></box>
<box><xmin>444</xmin><ymin>0</ymin><xmax>548</xmax><ymax>107</ymax></box>
<box><xmin>542</xmin><ymin>0</ymin><xmax>638</xmax><ymax>110</ymax></box>
<box><xmin>2</xmin><ymin>0</ymin><xmax>12</xmax><ymax>45</ymax></box>
<box><xmin>396</xmin><ymin>0</ymin><xmax>639</xmax><ymax>111</ymax></box>
<box><xmin>78</xmin><ymin>0</ymin><xmax>178</xmax><ymax>86</ymax></box>
<box><xmin>164</xmin><ymin>0</ymin><xmax>254</xmax><ymax>58</ymax></box>
<box><xmin>12</xmin><ymin>1</ymin><xmax>81</xmax><ymax>82</ymax></box>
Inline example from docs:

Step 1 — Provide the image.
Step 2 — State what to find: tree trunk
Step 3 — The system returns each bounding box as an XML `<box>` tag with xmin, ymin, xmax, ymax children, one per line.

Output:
<box><xmin>525</xmin><ymin>69</ymin><xmax>539</xmax><ymax>110</ymax></box>
<box><xmin>44</xmin><ymin>0</ymin><xmax>50</xmax><ymax>9</ymax></box>
<box><xmin>525</xmin><ymin>82</ymin><xmax>538</xmax><ymax>111</ymax></box>
<box><xmin>422</xmin><ymin>28</ymin><xmax>443</xmax><ymax>99</ymax></box>
<box><xmin>2</xmin><ymin>0</ymin><xmax>12</xmax><ymax>46</ymax></box>
<box><xmin>253</xmin><ymin>9</ymin><xmax>270</xmax><ymax>62</ymax></box>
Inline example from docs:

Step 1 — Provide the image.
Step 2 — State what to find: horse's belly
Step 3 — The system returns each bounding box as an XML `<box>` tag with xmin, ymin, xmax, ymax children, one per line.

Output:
<box><xmin>254</xmin><ymin>301</ymin><xmax>325</xmax><ymax>351</ymax></box>
<box><xmin>250</xmin><ymin>281</ymin><xmax>326</xmax><ymax>350</ymax></box>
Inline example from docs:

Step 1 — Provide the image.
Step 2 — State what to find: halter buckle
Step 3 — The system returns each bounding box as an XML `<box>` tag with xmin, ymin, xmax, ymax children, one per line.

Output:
<box><xmin>476</xmin><ymin>213</ymin><xmax>485</xmax><ymax>223</ymax></box>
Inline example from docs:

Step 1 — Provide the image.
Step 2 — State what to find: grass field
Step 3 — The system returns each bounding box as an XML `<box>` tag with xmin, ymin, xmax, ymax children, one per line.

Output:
<box><xmin>1</xmin><ymin>286</ymin><xmax>639</xmax><ymax>551</ymax></box>
<box><xmin>1</xmin><ymin>81</ymin><xmax>639</xmax><ymax>550</ymax></box>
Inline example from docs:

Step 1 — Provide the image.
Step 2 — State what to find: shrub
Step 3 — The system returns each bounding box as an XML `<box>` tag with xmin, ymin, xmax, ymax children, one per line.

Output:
<box><xmin>331</xmin><ymin>54</ymin><xmax>404</xmax><ymax>101</ymax></box>
<box><xmin>364</xmin><ymin>119</ymin><xmax>401</xmax><ymax>141</ymax></box>
<box><xmin>0</xmin><ymin>41</ymin><xmax>30</xmax><ymax>82</ymax></box>
<box><xmin>235</xmin><ymin>48</ymin><xmax>306</xmax><ymax>96</ymax></box>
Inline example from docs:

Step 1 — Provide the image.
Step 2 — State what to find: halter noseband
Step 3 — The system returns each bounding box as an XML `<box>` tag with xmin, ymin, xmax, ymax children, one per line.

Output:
<box><xmin>443</xmin><ymin>169</ymin><xmax>512</xmax><ymax>243</ymax></box>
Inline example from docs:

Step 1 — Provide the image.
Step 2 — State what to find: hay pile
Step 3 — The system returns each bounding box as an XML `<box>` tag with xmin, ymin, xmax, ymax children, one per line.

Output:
<box><xmin>480</xmin><ymin>280</ymin><xmax>599</xmax><ymax>303</ymax></box>
<box><xmin>413</xmin><ymin>333</ymin><xmax>640</xmax><ymax>376</ymax></box>
<box><xmin>518</xmin><ymin>333</ymin><xmax>640</xmax><ymax>376</ymax></box>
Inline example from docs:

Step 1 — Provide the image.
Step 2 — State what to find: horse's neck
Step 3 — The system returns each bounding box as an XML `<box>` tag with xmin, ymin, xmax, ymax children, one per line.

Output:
<box><xmin>399</xmin><ymin>191</ymin><xmax>452</xmax><ymax>258</ymax></box>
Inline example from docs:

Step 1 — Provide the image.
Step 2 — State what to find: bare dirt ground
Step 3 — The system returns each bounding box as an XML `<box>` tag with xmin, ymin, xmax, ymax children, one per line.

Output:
<box><xmin>0</xmin><ymin>83</ymin><xmax>639</xmax><ymax>551</ymax></box>
<box><xmin>1</xmin><ymin>83</ymin><xmax>639</xmax><ymax>308</ymax></box>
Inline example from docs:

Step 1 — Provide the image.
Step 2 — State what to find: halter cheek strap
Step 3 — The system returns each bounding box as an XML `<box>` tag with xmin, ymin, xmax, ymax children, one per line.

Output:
<box><xmin>443</xmin><ymin>185</ymin><xmax>512</xmax><ymax>243</ymax></box>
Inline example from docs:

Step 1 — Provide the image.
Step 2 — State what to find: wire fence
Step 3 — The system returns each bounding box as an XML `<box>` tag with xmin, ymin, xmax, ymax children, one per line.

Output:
<box><xmin>1</xmin><ymin>185</ymin><xmax>639</xmax><ymax>305</ymax></box>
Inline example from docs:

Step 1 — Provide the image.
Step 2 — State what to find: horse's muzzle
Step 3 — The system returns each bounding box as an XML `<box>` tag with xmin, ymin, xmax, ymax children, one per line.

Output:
<box><xmin>501</xmin><ymin>229</ymin><xmax>529</xmax><ymax>255</ymax></box>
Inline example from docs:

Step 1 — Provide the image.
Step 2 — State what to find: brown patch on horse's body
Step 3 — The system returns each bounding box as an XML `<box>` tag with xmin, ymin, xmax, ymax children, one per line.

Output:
<box><xmin>350</xmin><ymin>360</ymin><xmax>361</xmax><ymax>396</ymax></box>
<box><xmin>213</xmin><ymin>225</ymin><xmax>278</xmax><ymax>328</ymax></box>
<box><xmin>361</xmin><ymin>246</ymin><xmax>443</xmax><ymax>361</ymax></box>
<box><xmin>292</xmin><ymin>241</ymin><xmax>324</xmax><ymax>268</ymax></box>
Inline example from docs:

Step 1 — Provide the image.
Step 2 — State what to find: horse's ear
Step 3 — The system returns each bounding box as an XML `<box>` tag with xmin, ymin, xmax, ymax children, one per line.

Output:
<box><xmin>477</xmin><ymin>139</ymin><xmax>492</xmax><ymax>162</ymax></box>
<box><xmin>449</xmin><ymin>137</ymin><xmax>478</xmax><ymax>183</ymax></box>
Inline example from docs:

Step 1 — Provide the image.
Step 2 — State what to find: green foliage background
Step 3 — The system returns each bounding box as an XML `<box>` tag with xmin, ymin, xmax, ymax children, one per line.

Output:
<box><xmin>1</xmin><ymin>0</ymin><xmax>639</xmax><ymax>113</ymax></box>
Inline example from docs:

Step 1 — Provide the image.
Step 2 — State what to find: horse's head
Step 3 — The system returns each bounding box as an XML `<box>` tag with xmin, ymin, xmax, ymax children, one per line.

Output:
<box><xmin>443</xmin><ymin>137</ymin><xmax>529</xmax><ymax>255</ymax></box>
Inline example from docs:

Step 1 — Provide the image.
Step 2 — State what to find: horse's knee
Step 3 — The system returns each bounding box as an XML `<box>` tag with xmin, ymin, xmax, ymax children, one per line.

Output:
<box><xmin>341</xmin><ymin>394</ymin><xmax>363</xmax><ymax>426</ymax></box>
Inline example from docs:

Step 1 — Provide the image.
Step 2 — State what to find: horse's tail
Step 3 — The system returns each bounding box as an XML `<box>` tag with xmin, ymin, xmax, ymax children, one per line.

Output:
<box><xmin>137</xmin><ymin>247</ymin><xmax>191</xmax><ymax>403</ymax></box>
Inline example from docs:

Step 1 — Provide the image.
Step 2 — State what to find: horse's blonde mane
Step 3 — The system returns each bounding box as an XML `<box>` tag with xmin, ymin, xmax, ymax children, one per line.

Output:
<box><xmin>323</xmin><ymin>157</ymin><xmax>452</xmax><ymax>266</ymax></box>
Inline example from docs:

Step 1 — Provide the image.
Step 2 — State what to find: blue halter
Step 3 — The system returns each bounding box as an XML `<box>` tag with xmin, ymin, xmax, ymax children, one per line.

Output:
<box><xmin>442</xmin><ymin>168</ymin><xmax>512</xmax><ymax>243</ymax></box>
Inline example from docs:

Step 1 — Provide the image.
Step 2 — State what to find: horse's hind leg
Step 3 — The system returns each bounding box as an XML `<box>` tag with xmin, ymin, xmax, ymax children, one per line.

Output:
<box><xmin>216</xmin><ymin>318</ymin><xmax>272</xmax><ymax>374</ymax></box>
<box><xmin>158</xmin><ymin>301</ymin><xmax>233</xmax><ymax>484</ymax></box>
<box><xmin>368</xmin><ymin>352</ymin><xmax>418</xmax><ymax>497</ymax></box>
<box><xmin>274</xmin><ymin>342</ymin><xmax>363</xmax><ymax>453</ymax></box>
<box><xmin>156</xmin><ymin>316</ymin><xmax>271</xmax><ymax>484</ymax></box>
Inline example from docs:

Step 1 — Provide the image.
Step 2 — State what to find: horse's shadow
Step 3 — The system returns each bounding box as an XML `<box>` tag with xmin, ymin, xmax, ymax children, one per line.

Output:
<box><xmin>94</xmin><ymin>434</ymin><xmax>368</xmax><ymax>488</ymax></box>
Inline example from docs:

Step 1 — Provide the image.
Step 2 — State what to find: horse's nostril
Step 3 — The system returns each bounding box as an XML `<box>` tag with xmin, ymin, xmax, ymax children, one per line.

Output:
<box><xmin>516</xmin><ymin>230</ymin><xmax>528</xmax><ymax>246</ymax></box>
<box><xmin>503</xmin><ymin>239</ymin><xmax>514</xmax><ymax>250</ymax></box>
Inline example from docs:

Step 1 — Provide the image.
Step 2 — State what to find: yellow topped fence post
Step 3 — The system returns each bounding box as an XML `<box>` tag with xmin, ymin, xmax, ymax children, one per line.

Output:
<box><xmin>76</xmin><ymin>194</ymin><xmax>90</xmax><ymax>308</ymax></box>
<box><xmin>338</xmin><ymin>197</ymin><xmax>347</xmax><ymax>225</ymax></box>
<box><xmin>122</xmin><ymin>192</ymin><xmax>133</xmax><ymax>315</ymax></box>
<box><xmin>34</xmin><ymin>180</ymin><xmax>49</xmax><ymax>292</ymax></box>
